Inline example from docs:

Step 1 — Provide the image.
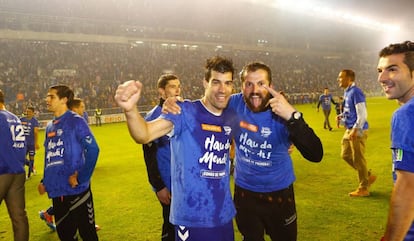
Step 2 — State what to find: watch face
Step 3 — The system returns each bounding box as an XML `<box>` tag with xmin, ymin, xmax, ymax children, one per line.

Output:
<box><xmin>293</xmin><ymin>112</ymin><xmax>301</xmax><ymax>119</ymax></box>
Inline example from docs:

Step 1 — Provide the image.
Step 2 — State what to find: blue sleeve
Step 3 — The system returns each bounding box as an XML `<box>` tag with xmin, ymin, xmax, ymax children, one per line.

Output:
<box><xmin>317</xmin><ymin>96</ymin><xmax>322</xmax><ymax>108</ymax></box>
<box><xmin>77</xmin><ymin>135</ymin><xmax>99</xmax><ymax>184</ymax></box>
<box><xmin>394</xmin><ymin>149</ymin><xmax>414</xmax><ymax>173</ymax></box>
<box><xmin>354</xmin><ymin>88</ymin><xmax>366</xmax><ymax>105</ymax></box>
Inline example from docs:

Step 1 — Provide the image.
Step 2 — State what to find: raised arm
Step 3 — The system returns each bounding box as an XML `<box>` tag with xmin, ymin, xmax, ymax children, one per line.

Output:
<box><xmin>114</xmin><ymin>80</ymin><xmax>173</xmax><ymax>144</ymax></box>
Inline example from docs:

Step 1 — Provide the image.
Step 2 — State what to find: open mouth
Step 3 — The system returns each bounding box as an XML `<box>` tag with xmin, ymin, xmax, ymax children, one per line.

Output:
<box><xmin>250</xmin><ymin>95</ymin><xmax>262</xmax><ymax>108</ymax></box>
<box><xmin>381</xmin><ymin>82</ymin><xmax>394</xmax><ymax>93</ymax></box>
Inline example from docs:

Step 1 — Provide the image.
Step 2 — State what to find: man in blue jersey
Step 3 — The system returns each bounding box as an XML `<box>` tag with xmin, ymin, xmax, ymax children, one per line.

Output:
<box><xmin>20</xmin><ymin>106</ymin><xmax>40</xmax><ymax>179</ymax></box>
<box><xmin>142</xmin><ymin>73</ymin><xmax>181</xmax><ymax>241</ymax></box>
<box><xmin>39</xmin><ymin>97</ymin><xmax>101</xmax><ymax>232</ymax></box>
<box><xmin>0</xmin><ymin>89</ymin><xmax>29</xmax><ymax>241</ymax></box>
<box><xmin>377</xmin><ymin>41</ymin><xmax>414</xmax><ymax>241</ymax></box>
<box><xmin>115</xmin><ymin>56</ymin><xmax>236</xmax><ymax>241</ymax></box>
<box><xmin>317</xmin><ymin>87</ymin><xmax>336</xmax><ymax>131</ymax></box>
<box><xmin>163</xmin><ymin>62</ymin><xmax>323</xmax><ymax>241</ymax></box>
<box><xmin>38</xmin><ymin>85</ymin><xmax>100</xmax><ymax>241</ymax></box>
<box><xmin>228</xmin><ymin>62</ymin><xmax>323</xmax><ymax>241</ymax></box>
<box><xmin>337</xmin><ymin>69</ymin><xmax>376</xmax><ymax>197</ymax></box>
<box><xmin>70</xmin><ymin>98</ymin><xmax>89</xmax><ymax>124</ymax></box>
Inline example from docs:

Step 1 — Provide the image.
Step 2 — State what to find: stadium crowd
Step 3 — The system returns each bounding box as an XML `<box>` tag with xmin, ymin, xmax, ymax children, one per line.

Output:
<box><xmin>0</xmin><ymin>39</ymin><xmax>382</xmax><ymax>118</ymax></box>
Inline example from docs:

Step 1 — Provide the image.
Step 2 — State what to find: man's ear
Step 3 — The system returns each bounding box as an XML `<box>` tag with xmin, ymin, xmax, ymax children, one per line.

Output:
<box><xmin>203</xmin><ymin>79</ymin><xmax>208</xmax><ymax>89</ymax></box>
<box><xmin>62</xmin><ymin>96</ymin><xmax>68</xmax><ymax>105</ymax></box>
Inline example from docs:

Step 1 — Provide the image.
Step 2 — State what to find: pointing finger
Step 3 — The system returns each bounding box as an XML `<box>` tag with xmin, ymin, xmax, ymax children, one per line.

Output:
<box><xmin>263</xmin><ymin>85</ymin><xmax>280</xmax><ymax>97</ymax></box>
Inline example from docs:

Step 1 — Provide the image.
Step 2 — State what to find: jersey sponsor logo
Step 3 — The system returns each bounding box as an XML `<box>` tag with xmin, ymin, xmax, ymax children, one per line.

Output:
<box><xmin>239</xmin><ymin>120</ymin><xmax>258</xmax><ymax>132</ymax></box>
<box><xmin>201</xmin><ymin>123</ymin><xmax>222</xmax><ymax>132</ymax></box>
<box><xmin>238</xmin><ymin>132</ymin><xmax>273</xmax><ymax>160</ymax></box>
<box><xmin>199</xmin><ymin>134</ymin><xmax>230</xmax><ymax>173</ymax></box>
<box><xmin>46</xmin><ymin>137</ymin><xmax>64</xmax><ymax>164</ymax></box>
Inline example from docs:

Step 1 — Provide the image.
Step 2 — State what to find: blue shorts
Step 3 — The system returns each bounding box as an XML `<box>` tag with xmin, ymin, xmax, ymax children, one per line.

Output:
<box><xmin>26</xmin><ymin>144</ymin><xmax>36</xmax><ymax>157</ymax></box>
<box><xmin>175</xmin><ymin>220</ymin><xmax>234</xmax><ymax>241</ymax></box>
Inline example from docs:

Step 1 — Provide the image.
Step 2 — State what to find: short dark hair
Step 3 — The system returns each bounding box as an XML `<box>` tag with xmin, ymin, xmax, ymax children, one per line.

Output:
<box><xmin>49</xmin><ymin>85</ymin><xmax>74</xmax><ymax>108</ymax></box>
<box><xmin>341</xmin><ymin>69</ymin><xmax>355</xmax><ymax>82</ymax></box>
<box><xmin>68</xmin><ymin>97</ymin><xmax>83</xmax><ymax>110</ymax></box>
<box><xmin>26</xmin><ymin>106</ymin><xmax>35</xmax><ymax>112</ymax></box>
<box><xmin>240</xmin><ymin>62</ymin><xmax>272</xmax><ymax>85</ymax></box>
<box><xmin>157</xmin><ymin>74</ymin><xmax>179</xmax><ymax>89</ymax></box>
<box><xmin>379</xmin><ymin>40</ymin><xmax>414</xmax><ymax>74</ymax></box>
<box><xmin>204</xmin><ymin>56</ymin><xmax>234</xmax><ymax>82</ymax></box>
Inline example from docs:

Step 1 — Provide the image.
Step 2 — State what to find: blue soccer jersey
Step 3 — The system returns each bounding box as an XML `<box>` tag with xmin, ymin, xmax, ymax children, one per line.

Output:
<box><xmin>227</xmin><ymin>93</ymin><xmax>295</xmax><ymax>192</ymax></box>
<box><xmin>318</xmin><ymin>94</ymin><xmax>334</xmax><ymax>110</ymax></box>
<box><xmin>20</xmin><ymin>116</ymin><xmax>39</xmax><ymax>146</ymax></box>
<box><xmin>391</xmin><ymin>97</ymin><xmax>414</xmax><ymax>240</ymax></box>
<box><xmin>145</xmin><ymin>104</ymin><xmax>172</xmax><ymax>191</ymax></box>
<box><xmin>0</xmin><ymin>110</ymin><xmax>26</xmax><ymax>175</ymax></box>
<box><xmin>343</xmin><ymin>84</ymin><xmax>369</xmax><ymax>130</ymax></box>
<box><xmin>161</xmin><ymin>99</ymin><xmax>236</xmax><ymax>228</ymax></box>
<box><xmin>43</xmin><ymin>110</ymin><xmax>99</xmax><ymax>198</ymax></box>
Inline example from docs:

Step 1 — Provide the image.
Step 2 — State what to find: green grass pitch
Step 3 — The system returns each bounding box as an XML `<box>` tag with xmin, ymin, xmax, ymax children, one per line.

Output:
<box><xmin>0</xmin><ymin>96</ymin><xmax>400</xmax><ymax>241</ymax></box>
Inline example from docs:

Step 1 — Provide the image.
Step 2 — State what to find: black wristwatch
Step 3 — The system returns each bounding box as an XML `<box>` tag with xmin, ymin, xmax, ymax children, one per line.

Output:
<box><xmin>288</xmin><ymin>111</ymin><xmax>302</xmax><ymax>123</ymax></box>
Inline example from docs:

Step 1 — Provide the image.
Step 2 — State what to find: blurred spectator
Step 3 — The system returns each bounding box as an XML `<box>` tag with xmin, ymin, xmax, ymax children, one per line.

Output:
<box><xmin>0</xmin><ymin>39</ymin><xmax>381</xmax><ymax>117</ymax></box>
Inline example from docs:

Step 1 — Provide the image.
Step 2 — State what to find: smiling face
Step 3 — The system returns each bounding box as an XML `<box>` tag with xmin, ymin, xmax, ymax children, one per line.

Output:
<box><xmin>337</xmin><ymin>71</ymin><xmax>352</xmax><ymax>89</ymax></box>
<box><xmin>25</xmin><ymin>108</ymin><xmax>35</xmax><ymax>119</ymax></box>
<box><xmin>202</xmin><ymin>70</ymin><xmax>233</xmax><ymax>114</ymax></box>
<box><xmin>241</xmin><ymin>69</ymin><xmax>272</xmax><ymax>112</ymax></box>
<box><xmin>377</xmin><ymin>53</ymin><xmax>414</xmax><ymax>104</ymax></box>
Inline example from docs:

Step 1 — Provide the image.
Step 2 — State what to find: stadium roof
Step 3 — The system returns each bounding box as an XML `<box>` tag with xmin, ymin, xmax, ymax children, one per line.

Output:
<box><xmin>316</xmin><ymin>0</ymin><xmax>414</xmax><ymax>25</ymax></box>
<box><xmin>0</xmin><ymin>0</ymin><xmax>412</xmax><ymax>51</ymax></box>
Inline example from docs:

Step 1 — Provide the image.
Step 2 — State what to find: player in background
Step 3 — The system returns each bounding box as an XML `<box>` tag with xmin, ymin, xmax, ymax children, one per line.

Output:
<box><xmin>317</xmin><ymin>87</ymin><xmax>336</xmax><ymax>131</ymax></box>
<box><xmin>20</xmin><ymin>106</ymin><xmax>39</xmax><ymax>179</ymax></box>
<box><xmin>39</xmin><ymin>97</ymin><xmax>100</xmax><ymax>232</ymax></box>
<box><xmin>337</xmin><ymin>69</ymin><xmax>376</xmax><ymax>197</ymax></box>
<box><xmin>0</xmin><ymin>89</ymin><xmax>29</xmax><ymax>241</ymax></box>
<box><xmin>38</xmin><ymin>86</ymin><xmax>100</xmax><ymax>241</ymax></box>
<box><xmin>70</xmin><ymin>98</ymin><xmax>89</xmax><ymax>123</ymax></box>
<box><xmin>143</xmin><ymin>73</ymin><xmax>181</xmax><ymax>241</ymax></box>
